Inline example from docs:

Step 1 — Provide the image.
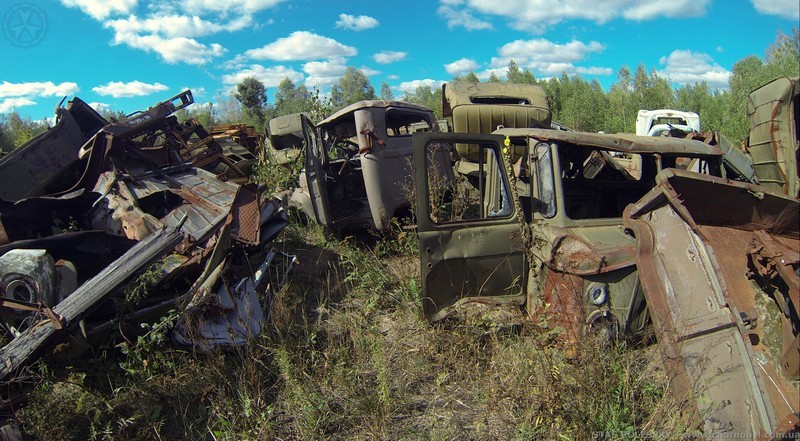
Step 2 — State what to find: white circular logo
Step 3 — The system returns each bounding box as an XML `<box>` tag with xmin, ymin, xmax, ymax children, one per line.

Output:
<box><xmin>4</xmin><ymin>3</ymin><xmax>47</xmax><ymax>47</ymax></box>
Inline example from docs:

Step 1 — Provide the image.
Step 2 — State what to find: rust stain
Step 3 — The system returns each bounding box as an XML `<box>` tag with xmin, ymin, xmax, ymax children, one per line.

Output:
<box><xmin>229</xmin><ymin>185</ymin><xmax>261</xmax><ymax>245</ymax></box>
<box><xmin>542</xmin><ymin>271</ymin><xmax>584</xmax><ymax>347</ymax></box>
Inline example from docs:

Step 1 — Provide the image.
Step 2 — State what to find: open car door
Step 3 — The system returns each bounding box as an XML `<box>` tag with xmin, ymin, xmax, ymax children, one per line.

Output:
<box><xmin>301</xmin><ymin>114</ymin><xmax>333</xmax><ymax>227</ymax></box>
<box><xmin>414</xmin><ymin>132</ymin><xmax>526</xmax><ymax>321</ymax></box>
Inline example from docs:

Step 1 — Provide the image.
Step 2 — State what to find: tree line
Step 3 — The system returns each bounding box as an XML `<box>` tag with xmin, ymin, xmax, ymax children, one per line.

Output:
<box><xmin>1</xmin><ymin>29</ymin><xmax>797</xmax><ymax>154</ymax></box>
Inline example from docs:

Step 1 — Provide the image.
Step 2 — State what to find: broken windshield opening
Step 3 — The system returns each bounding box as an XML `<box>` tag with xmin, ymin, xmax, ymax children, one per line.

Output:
<box><xmin>559</xmin><ymin>146</ymin><xmax>654</xmax><ymax>220</ymax></box>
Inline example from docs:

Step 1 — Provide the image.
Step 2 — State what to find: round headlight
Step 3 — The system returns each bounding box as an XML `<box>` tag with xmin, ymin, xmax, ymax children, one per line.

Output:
<box><xmin>588</xmin><ymin>284</ymin><xmax>608</xmax><ymax>306</ymax></box>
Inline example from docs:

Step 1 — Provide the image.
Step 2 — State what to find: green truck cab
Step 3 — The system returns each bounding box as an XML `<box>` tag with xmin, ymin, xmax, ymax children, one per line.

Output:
<box><xmin>413</xmin><ymin>82</ymin><xmax>800</xmax><ymax>435</ymax></box>
<box><xmin>413</xmin><ymin>129</ymin><xmax>733</xmax><ymax>339</ymax></box>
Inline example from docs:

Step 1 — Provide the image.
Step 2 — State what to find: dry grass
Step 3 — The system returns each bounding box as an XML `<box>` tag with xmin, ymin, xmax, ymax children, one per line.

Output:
<box><xmin>10</xmin><ymin>220</ymin><xmax>686</xmax><ymax>440</ymax></box>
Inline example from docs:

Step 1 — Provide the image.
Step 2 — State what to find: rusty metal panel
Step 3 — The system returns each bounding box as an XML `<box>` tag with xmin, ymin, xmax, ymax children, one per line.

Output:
<box><xmin>624</xmin><ymin>169</ymin><xmax>799</xmax><ymax>436</ymax></box>
<box><xmin>541</xmin><ymin>271</ymin><xmax>583</xmax><ymax>346</ymax></box>
<box><xmin>627</xmin><ymin>200</ymin><xmax>776</xmax><ymax>435</ymax></box>
<box><xmin>0</xmin><ymin>98</ymin><xmax>108</xmax><ymax>201</ymax></box>
<box><xmin>747</xmin><ymin>76</ymin><xmax>799</xmax><ymax>196</ymax></box>
<box><xmin>229</xmin><ymin>184</ymin><xmax>260</xmax><ymax>246</ymax></box>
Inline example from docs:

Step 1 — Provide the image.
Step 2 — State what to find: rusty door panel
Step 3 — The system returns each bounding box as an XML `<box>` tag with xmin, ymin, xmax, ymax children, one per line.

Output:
<box><xmin>414</xmin><ymin>132</ymin><xmax>526</xmax><ymax>321</ymax></box>
<box><xmin>624</xmin><ymin>169</ymin><xmax>799</xmax><ymax>436</ymax></box>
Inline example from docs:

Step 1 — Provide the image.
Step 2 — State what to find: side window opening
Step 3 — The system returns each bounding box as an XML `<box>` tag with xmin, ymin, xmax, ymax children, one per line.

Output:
<box><xmin>534</xmin><ymin>142</ymin><xmax>556</xmax><ymax>218</ymax></box>
<box><xmin>425</xmin><ymin>140</ymin><xmax>512</xmax><ymax>224</ymax></box>
<box><xmin>662</xmin><ymin>156</ymin><xmax>722</xmax><ymax>177</ymax></box>
<box><xmin>386</xmin><ymin>110</ymin><xmax>433</xmax><ymax>137</ymax></box>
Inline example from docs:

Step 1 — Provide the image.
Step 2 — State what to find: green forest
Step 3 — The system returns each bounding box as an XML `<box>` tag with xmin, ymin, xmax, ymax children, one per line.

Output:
<box><xmin>1</xmin><ymin>29</ymin><xmax>797</xmax><ymax>153</ymax></box>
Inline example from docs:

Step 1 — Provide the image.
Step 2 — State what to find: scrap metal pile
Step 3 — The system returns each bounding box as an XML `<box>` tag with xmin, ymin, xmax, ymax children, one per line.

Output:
<box><xmin>0</xmin><ymin>91</ymin><xmax>294</xmax><ymax>380</ymax></box>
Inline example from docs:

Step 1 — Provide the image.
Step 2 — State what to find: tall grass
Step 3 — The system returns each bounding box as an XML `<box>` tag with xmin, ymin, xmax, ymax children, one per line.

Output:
<box><xmin>13</xmin><ymin>220</ymin><xmax>683</xmax><ymax>440</ymax></box>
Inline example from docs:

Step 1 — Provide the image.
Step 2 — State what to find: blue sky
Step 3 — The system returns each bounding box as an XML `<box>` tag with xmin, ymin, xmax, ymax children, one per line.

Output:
<box><xmin>1</xmin><ymin>0</ymin><xmax>798</xmax><ymax>120</ymax></box>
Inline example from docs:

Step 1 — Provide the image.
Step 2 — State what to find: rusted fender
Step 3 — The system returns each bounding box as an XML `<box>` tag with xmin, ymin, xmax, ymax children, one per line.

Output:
<box><xmin>534</xmin><ymin>225</ymin><xmax>637</xmax><ymax>276</ymax></box>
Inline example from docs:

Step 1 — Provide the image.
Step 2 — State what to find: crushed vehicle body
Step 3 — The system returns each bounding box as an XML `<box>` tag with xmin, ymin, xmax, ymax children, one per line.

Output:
<box><xmin>624</xmin><ymin>169</ymin><xmax>799</xmax><ymax>436</ymax></box>
<box><xmin>747</xmin><ymin>76</ymin><xmax>799</xmax><ymax>197</ymax></box>
<box><xmin>207</xmin><ymin>123</ymin><xmax>263</xmax><ymax>182</ymax></box>
<box><xmin>274</xmin><ymin>100</ymin><xmax>448</xmax><ymax>232</ymax></box>
<box><xmin>412</xmin><ymin>127</ymin><xmax>800</xmax><ymax>435</ymax></box>
<box><xmin>0</xmin><ymin>91</ymin><xmax>293</xmax><ymax>380</ymax></box>
<box><xmin>628</xmin><ymin>108</ymin><xmax>757</xmax><ymax>184</ymax></box>
<box><xmin>0</xmin><ymin>97</ymin><xmax>108</xmax><ymax>201</ymax></box>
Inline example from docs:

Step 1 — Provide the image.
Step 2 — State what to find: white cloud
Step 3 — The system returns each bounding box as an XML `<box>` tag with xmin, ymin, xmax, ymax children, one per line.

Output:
<box><xmin>499</xmin><ymin>39</ymin><xmax>604</xmax><ymax>63</ymax></box>
<box><xmin>491</xmin><ymin>39</ymin><xmax>605</xmax><ymax>76</ymax></box>
<box><xmin>181</xmin><ymin>0</ymin><xmax>283</xmax><ymax>14</ymax></box>
<box><xmin>657</xmin><ymin>50</ymin><xmax>731</xmax><ymax>88</ymax></box>
<box><xmin>444</xmin><ymin>58</ymin><xmax>479</xmax><ymax>75</ymax></box>
<box><xmin>188</xmin><ymin>101</ymin><xmax>214</xmax><ymax>112</ymax></box>
<box><xmin>397</xmin><ymin>79</ymin><xmax>445</xmax><ymax>94</ymax></box>
<box><xmin>104</xmin><ymin>14</ymin><xmax>235</xmax><ymax>64</ymax></box>
<box><xmin>302</xmin><ymin>59</ymin><xmax>347</xmax><ymax>87</ymax></box>
<box><xmin>303</xmin><ymin>59</ymin><xmax>347</xmax><ymax>77</ymax></box>
<box><xmin>621</xmin><ymin>1</ymin><xmax>709</xmax><ymax>20</ymax></box>
<box><xmin>0</xmin><ymin>81</ymin><xmax>79</xmax><ymax>98</ymax></box>
<box><xmin>359</xmin><ymin>67</ymin><xmax>381</xmax><ymax>77</ymax></box>
<box><xmin>62</xmin><ymin>0</ymin><xmax>283</xmax><ymax>65</ymax></box>
<box><xmin>107</xmin><ymin>31</ymin><xmax>226</xmax><ymax>64</ymax></box>
<box><xmin>439</xmin><ymin>0</ymin><xmax>710</xmax><ymax>31</ymax></box>
<box><xmin>0</xmin><ymin>98</ymin><xmax>37</xmax><ymax>113</ymax></box>
<box><xmin>575</xmin><ymin>66</ymin><xmax>613</xmax><ymax>76</ymax></box>
<box><xmin>60</xmin><ymin>0</ymin><xmax>137</xmax><ymax>20</ymax></box>
<box><xmin>183</xmin><ymin>86</ymin><xmax>206</xmax><ymax>98</ymax></box>
<box><xmin>335</xmin><ymin>13</ymin><xmax>379</xmax><ymax>31</ymax></box>
<box><xmin>89</xmin><ymin>102</ymin><xmax>111</xmax><ymax>113</ymax></box>
<box><xmin>387</xmin><ymin>74</ymin><xmax>400</xmax><ymax>80</ymax></box>
<box><xmin>437</xmin><ymin>4</ymin><xmax>493</xmax><ymax>30</ymax></box>
<box><xmin>222</xmin><ymin>65</ymin><xmax>304</xmax><ymax>88</ymax></box>
<box><xmin>475</xmin><ymin>68</ymin><xmax>507</xmax><ymax>81</ymax></box>
<box><xmin>373</xmin><ymin>51</ymin><xmax>407</xmax><ymax>64</ymax></box>
<box><xmin>750</xmin><ymin>0</ymin><xmax>800</xmax><ymax>19</ymax></box>
<box><xmin>105</xmin><ymin>14</ymin><xmax>251</xmax><ymax>39</ymax></box>
<box><xmin>40</xmin><ymin>116</ymin><xmax>57</xmax><ymax>127</ymax></box>
<box><xmin>242</xmin><ymin>31</ymin><xmax>357</xmax><ymax>61</ymax></box>
<box><xmin>92</xmin><ymin>80</ymin><xmax>169</xmax><ymax>98</ymax></box>
<box><xmin>538</xmin><ymin>63</ymin><xmax>578</xmax><ymax>76</ymax></box>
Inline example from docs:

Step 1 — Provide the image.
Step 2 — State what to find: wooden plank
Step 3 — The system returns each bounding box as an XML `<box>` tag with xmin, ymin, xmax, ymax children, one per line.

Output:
<box><xmin>0</xmin><ymin>226</ymin><xmax>183</xmax><ymax>380</ymax></box>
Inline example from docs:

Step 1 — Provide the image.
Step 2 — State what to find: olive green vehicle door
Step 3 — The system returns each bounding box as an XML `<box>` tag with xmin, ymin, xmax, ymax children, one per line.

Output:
<box><xmin>301</xmin><ymin>114</ymin><xmax>333</xmax><ymax>227</ymax></box>
<box><xmin>413</xmin><ymin>132</ymin><xmax>526</xmax><ymax>321</ymax></box>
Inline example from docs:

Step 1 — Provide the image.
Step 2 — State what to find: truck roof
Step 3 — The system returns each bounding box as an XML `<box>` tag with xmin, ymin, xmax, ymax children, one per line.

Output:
<box><xmin>318</xmin><ymin>100</ymin><xmax>434</xmax><ymax>127</ymax></box>
<box><xmin>494</xmin><ymin>127</ymin><xmax>724</xmax><ymax>156</ymax></box>
<box><xmin>442</xmin><ymin>82</ymin><xmax>550</xmax><ymax>116</ymax></box>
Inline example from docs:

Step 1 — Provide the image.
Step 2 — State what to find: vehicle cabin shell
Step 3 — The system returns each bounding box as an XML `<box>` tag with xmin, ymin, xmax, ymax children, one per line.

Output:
<box><xmin>441</xmin><ymin>81</ymin><xmax>552</xmax><ymax>178</ymax></box>
<box><xmin>413</xmin><ymin>128</ymin><xmax>733</xmax><ymax>340</ymax></box>
<box><xmin>635</xmin><ymin>108</ymin><xmax>701</xmax><ymax>136</ymax></box>
<box><xmin>747</xmin><ymin>76</ymin><xmax>799</xmax><ymax>197</ymax></box>
<box><xmin>278</xmin><ymin>100</ymin><xmax>446</xmax><ymax>232</ymax></box>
